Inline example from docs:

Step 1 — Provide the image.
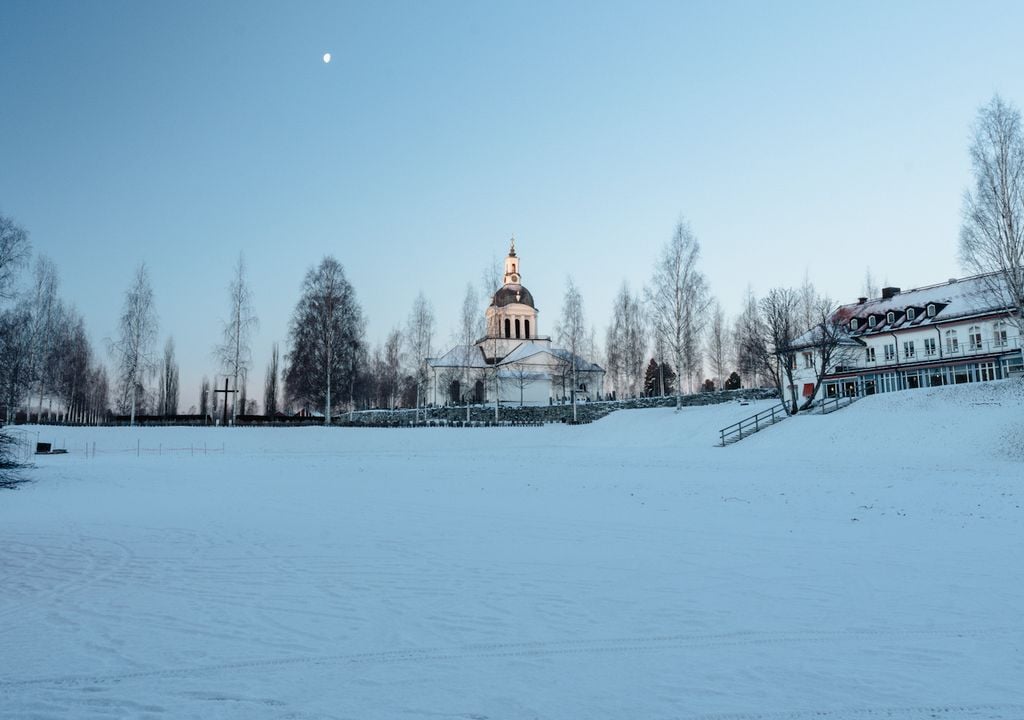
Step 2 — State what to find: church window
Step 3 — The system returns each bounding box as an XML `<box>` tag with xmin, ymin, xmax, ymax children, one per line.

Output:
<box><xmin>525</xmin><ymin>319</ymin><xmax>531</xmax><ymax>338</ymax></box>
<box><xmin>515</xmin><ymin>319</ymin><xmax>521</xmax><ymax>339</ymax></box>
<box><xmin>504</xmin><ymin>318</ymin><xmax>510</xmax><ymax>338</ymax></box>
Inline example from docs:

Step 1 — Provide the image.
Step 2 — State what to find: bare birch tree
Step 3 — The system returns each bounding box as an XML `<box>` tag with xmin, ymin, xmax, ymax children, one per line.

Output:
<box><xmin>605</xmin><ymin>281</ymin><xmax>647</xmax><ymax>399</ymax></box>
<box><xmin>285</xmin><ymin>256</ymin><xmax>364</xmax><ymax>423</ymax></box>
<box><xmin>960</xmin><ymin>94</ymin><xmax>1024</xmax><ymax>333</ymax></box>
<box><xmin>216</xmin><ymin>253</ymin><xmax>258</xmax><ymax>423</ymax></box>
<box><xmin>456</xmin><ymin>283</ymin><xmax>483</xmax><ymax>421</ymax></box>
<box><xmin>157</xmin><ymin>337</ymin><xmax>179</xmax><ymax>417</ymax></box>
<box><xmin>263</xmin><ymin>343</ymin><xmax>279</xmax><ymax>417</ymax></box>
<box><xmin>861</xmin><ymin>268</ymin><xmax>880</xmax><ymax>301</ymax></box>
<box><xmin>759</xmin><ymin>288</ymin><xmax>801</xmax><ymax>414</ymax></box>
<box><xmin>200</xmin><ymin>376</ymin><xmax>210</xmax><ymax>418</ymax></box>
<box><xmin>110</xmin><ymin>264</ymin><xmax>158</xmax><ymax>426</ymax></box>
<box><xmin>404</xmin><ymin>291</ymin><xmax>435</xmax><ymax>420</ymax></box>
<box><xmin>799</xmin><ymin>296</ymin><xmax>858</xmax><ymax>409</ymax></box>
<box><xmin>0</xmin><ymin>213</ymin><xmax>31</xmax><ymax>300</ymax></box>
<box><xmin>557</xmin><ymin>276</ymin><xmax>586</xmax><ymax>422</ymax></box>
<box><xmin>647</xmin><ymin>220</ymin><xmax>710</xmax><ymax>408</ymax></box>
<box><xmin>706</xmin><ymin>300</ymin><xmax>729</xmax><ymax>391</ymax></box>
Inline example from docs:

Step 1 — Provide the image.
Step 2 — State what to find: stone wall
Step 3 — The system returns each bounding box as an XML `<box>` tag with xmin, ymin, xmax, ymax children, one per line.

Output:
<box><xmin>335</xmin><ymin>389</ymin><xmax>779</xmax><ymax>427</ymax></box>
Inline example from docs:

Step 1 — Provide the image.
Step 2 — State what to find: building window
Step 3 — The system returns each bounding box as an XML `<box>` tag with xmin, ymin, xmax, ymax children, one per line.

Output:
<box><xmin>968</xmin><ymin>325</ymin><xmax>982</xmax><ymax>351</ymax></box>
<box><xmin>802</xmin><ymin>352</ymin><xmax>813</xmax><ymax>368</ymax></box>
<box><xmin>868</xmin><ymin>315</ymin><xmax>877</xmax><ymax>328</ymax></box>
<box><xmin>945</xmin><ymin>329</ymin><xmax>959</xmax><ymax>354</ymax></box>
<box><xmin>525</xmin><ymin>319</ymin><xmax>531</xmax><ymax>339</ymax></box>
<box><xmin>906</xmin><ymin>308</ymin><xmax>916</xmax><ymax>321</ymax></box>
<box><xmin>980</xmin><ymin>361</ymin><xmax>997</xmax><ymax>381</ymax></box>
<box><xmin>927</xmin><ymin>304</ymin><xmax>936</xmax><ymax>317</ymax></box>
<box><xmin>504</xmin><ymin>318</ymin><xmax>511</xmax><ymax>338</ymax></box>
<box><xmin>886</xmin><ymin>311</ymin><xmax>895</xmax><ymax>325</ymax></box>
<box><xmin>903</xmin><ymin>340</ymin><xmax>915</xmax><ymax>358</ymax></box>
<box><xmin>515</xmin><ymin>318</ymin><xmax>521</xmax><ymax>339</ymax></box>
<box><xmin>788</xmin><ymin>355</ymin><xmax>797</xmax><ymax>370</ymax></box>
<box><xmin>994</xmin><ymin>321</ymin><xmax>1008</xmax><ymax>347</ymax></box>
<box><xmin>924</xmin><ymin>338</ymin><xmax>936</xmax><ymax>356</ymax></box>
<box><xmin>884</xmin><ymin>343</ymin><xmax>896</xmax><ymax>361</ymax></box>
<box><xmin>866</xmin><ymin>347</ymin><xmax>876</xmax><ymax>362</ymax></box>
<box><xmin>850</xmin><ymin>318</ymin><xmax>859</xmax><ymax>331</ymax></box>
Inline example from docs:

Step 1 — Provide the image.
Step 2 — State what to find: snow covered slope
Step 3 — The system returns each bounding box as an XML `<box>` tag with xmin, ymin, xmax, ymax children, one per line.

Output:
<box><xmin>1</xmin><ymin>384</ymin><xmax>1022</xmax><ymax>719</ymax></box>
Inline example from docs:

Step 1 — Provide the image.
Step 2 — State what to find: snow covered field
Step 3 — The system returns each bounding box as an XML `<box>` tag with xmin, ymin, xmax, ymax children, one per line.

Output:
<box><xmin>2</xmin><ymin>384</ymin><xmax>1022</xmax><ymax>720</ymax></box>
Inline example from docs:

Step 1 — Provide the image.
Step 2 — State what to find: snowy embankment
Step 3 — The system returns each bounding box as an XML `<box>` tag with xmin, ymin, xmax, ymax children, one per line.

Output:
<box><xmin>1</xmin><ymin>384</ymin><xmax>1022</xmax><ymax>719</ymax></box>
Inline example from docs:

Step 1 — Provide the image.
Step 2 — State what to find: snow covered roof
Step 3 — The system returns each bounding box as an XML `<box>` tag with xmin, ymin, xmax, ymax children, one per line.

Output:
<box><xmin>497</xmin><ymin>341</ymin><xmax>548</xmax><ymax>365</ymax></box>
<box><xmin>841</xmin><ymin>273</ymin><xmax>1013</xmax><ymax>337</ymax></box>
<box><xmin>426</xmin><ymin>345</ymin><xmax>489</xmax><ymax>369</ymax></box>
<box><xmin>792</xmin><ymin>272</ymin><xmax>1015</xmax><ymax>348</ymax></box>
<box><xmin>494</xmin><ymin>341</ymin><xmax>603</xmax><ymax>372</ymax></box>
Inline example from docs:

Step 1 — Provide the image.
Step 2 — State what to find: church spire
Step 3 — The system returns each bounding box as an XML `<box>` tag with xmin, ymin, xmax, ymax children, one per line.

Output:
<box><xmin>503</xmin><ymin>237</ymin><xmax>521</xmax><ymax>285</ymax></box>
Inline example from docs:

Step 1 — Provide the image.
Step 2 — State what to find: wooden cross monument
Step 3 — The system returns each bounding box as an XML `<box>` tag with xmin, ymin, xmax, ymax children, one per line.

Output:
<box><xmin>213</xmin><ymin>378</ymin><xmax>237</xmax><ymax>426</ymax></box>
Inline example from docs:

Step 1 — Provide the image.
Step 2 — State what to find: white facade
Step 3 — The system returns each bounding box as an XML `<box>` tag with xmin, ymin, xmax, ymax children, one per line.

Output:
<box><xmin>789</xmin><ymin>274</ymin><xmax>1023</xmax><ymax>403</ymax></box>
<box><xmin>426</xmin><ymin>240</ymin><xmax>605</xmax><ymax>406</ymax></box>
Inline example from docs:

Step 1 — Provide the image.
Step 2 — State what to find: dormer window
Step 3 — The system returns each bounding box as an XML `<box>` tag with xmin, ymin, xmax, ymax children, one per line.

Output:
<box><xmin>850</xmin><ymin>318</ymin><xmax>859</xmax><ymax>331</ymax></box>
<box><xmin>886</xmin><ymin>311</ymin><xmax>895</xmax><ymax>325</ymax></box>
<box><xmin>927</xmin><ymin>304</ymin><xmax>936</xmax><ymax>318</ymax></box>
<box><xmin>868</xmin><ymin>315</ymin><xmax>877</xmax><ymax>328</ymax></box>
<box><xmin>906</xmin><ymin>308</ymin><xmax>916</xmax><ymax>321</ymax></box>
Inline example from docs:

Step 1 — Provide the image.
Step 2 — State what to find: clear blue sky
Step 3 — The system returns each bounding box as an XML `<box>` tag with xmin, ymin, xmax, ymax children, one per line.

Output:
<box><xmin>3</xmin><ymin>0</ymin><xmax>1024</xmax><ymax>408</ymax></box>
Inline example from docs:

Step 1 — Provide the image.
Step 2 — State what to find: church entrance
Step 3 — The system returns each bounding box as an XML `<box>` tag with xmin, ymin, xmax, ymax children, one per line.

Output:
<box><xmin>449</xmin><ymin>380</ymin><xmax>460</xmax><ymax>405</ymax></box>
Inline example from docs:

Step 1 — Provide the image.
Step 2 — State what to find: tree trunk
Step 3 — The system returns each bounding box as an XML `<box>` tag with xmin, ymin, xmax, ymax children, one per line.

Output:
<box><xmin>325</xmin><ymin>372</ymin><xmax>331</xmax><ymax>425</ymax></box>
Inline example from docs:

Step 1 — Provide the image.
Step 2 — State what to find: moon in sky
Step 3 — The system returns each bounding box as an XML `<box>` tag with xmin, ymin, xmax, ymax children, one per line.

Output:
<box><xmin>323</xmin><ymin>52</ymin><xmax>331</xmax><ymax>64</ymax></box>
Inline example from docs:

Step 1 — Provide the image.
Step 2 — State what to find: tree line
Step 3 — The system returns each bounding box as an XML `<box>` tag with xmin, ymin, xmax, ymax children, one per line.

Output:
<box><xmin>1</xmin><ymin>93</ymin><xmax>1022</xmax><ymax>427</ymax></box>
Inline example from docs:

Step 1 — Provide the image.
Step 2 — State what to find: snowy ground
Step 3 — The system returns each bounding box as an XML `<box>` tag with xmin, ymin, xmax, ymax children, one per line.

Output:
<box><xmin>2</xmin><ymin>384</ymin><xmax>1022</xmax><ymax>720</ymax></box>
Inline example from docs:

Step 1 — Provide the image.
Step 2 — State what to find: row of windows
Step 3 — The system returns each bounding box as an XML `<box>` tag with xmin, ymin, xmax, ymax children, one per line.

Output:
<box><xmin>850</xmin><ymin>304</ymin><xmax>937</xmax><ymax>331</ymax></box>
<box><xmin>860</xmin><ymin>322</ymin><xmax>1010</xmax><ymax>362</ymax></box>
<box><xmin>824</xmin><ymin>361</ymin><xmax>1001</xmax><ymax>398</ymax></box>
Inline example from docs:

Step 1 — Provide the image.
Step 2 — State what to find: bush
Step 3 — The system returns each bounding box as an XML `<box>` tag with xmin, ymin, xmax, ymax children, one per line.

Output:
<box><xmin>0</xmin><ymin>431</ymin><xmax>28</xmax><ymax>489</ymax></box>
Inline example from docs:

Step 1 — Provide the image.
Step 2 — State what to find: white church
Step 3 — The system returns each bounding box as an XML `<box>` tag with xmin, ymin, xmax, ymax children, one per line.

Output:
<box><xmin>426</xmin><ymin>240</ymin><xmax>605</xmax><ymax>406</ymax></box>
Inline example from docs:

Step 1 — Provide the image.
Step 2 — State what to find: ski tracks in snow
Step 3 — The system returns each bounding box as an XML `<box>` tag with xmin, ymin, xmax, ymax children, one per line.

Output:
<box><xmin>0</xmin><ymin>626</ymin><xmax>1012</xmax><ymax>689</ymax></box>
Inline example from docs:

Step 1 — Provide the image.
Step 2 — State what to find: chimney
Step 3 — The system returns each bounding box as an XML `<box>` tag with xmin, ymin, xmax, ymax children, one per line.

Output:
<box><xmin>881</xmin><ymin>286</ymin><xmax>901</xmax><ymax>300</ymax></box>
<box><xmin>857</xmin><ymin>297</ymin><xmax>867</xmax><ymax>304</ymax></box>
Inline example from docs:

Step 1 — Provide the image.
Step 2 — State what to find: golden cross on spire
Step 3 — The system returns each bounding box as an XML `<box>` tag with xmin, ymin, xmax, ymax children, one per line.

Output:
<box><xmin>509</xmin><ymin>234</ymin><xmax>516</xmax><ymax>256</ymax></box>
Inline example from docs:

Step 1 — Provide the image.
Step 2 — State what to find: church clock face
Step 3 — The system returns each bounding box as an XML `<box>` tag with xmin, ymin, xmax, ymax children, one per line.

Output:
<box><xmin>510</xmin><ymin>273</ymin><xmax>519</xmax><ymax>283</ymax></box>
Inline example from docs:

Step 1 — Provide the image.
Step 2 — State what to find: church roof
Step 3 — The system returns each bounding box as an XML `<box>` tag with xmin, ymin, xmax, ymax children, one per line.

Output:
<box><xmin>492</xmin><ymin>285</ymin><xmax>535</xmax><ymax>308</ymax></box>
<box><xmin>499</xmin><ymin>341</ymin><xmax>604</xmax><ymax>372</ymax></box>
<box><xmin>426</xmin><ymin>344</ymin><xmax>489</xmax><ymax>369</ymax></box>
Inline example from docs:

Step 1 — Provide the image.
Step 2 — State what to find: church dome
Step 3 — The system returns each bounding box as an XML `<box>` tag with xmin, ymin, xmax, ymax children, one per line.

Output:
<box><xmin>492</xmin><ymin>285</ymin><xmax>535</xmax><ymax>308</ymax></box>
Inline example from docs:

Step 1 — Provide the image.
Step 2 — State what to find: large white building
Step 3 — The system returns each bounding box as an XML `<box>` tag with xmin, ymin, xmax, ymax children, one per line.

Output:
<box><xmin>789</xmin><ymin>273</ymin><xmax>1023</xmax><ymax>403</ymax></box>
<box><xmin>426</xmin><ymin>240</ymin><xmax>604</xmax><ymax>406</ymax></box>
